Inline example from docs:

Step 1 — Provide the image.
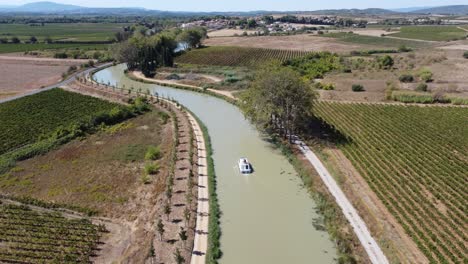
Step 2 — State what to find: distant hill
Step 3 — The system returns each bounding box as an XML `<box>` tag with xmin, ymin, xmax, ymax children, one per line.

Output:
<box><xmin>1</xmin><ymin>2</ymin><xmax>467</xmax><ymax>16</ymax></box>
<box><xmin>307</xmin><ymin>8</ymin><xmax>396</xmax><ymax>16</ymax></box>
<box><xmin>391</xmin><ymin>6</ymin><xmax>433</xmax><ymax>13</ymax></box>
<box><xmin>411</xmin><ymin>5</ymin><xmax>468</xmax><ymax>15</ymax></box>
<box><xmin>13</xmin><ymin>1</ymin><xmax>84</xmax><ymax>12</ymax></box>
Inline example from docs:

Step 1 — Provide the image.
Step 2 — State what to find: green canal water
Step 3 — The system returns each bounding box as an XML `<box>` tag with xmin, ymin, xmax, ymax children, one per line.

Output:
<box><xmin>94</xmin><ymin>65</ymin><xmax>336</xmax><ymax>264</ymax></box>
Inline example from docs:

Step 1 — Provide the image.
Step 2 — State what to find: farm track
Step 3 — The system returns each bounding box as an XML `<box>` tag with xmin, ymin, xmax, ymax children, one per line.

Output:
<box><xmin>0</xmin><ymin>62</ymin><xmax>112</xmax><ymax>104</ymax></box>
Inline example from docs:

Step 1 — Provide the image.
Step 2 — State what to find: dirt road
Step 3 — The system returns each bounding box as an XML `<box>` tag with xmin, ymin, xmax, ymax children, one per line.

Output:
<box><xmin>294</xmin><ymin>138</ymin><xmax>389</xmax><ymax>264</ymax></box>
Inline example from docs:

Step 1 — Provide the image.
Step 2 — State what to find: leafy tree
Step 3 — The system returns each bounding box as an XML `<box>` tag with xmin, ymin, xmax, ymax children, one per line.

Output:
<box><xmin>247</xmin><ymin>19</ymin><xmax>258</xmax><ymax>29</ymax></box>
<box><xmin>164</xmin><ymin>203</ymin><xmax>171</xmax><ymax>220</ymax></box>
<box><xmin>174</xmin><ymin>248</ymin><xmax>185</xmax><ymax>264</ymax></box>
<box><xmin>10</xmin><ymin>36</ymin><xmax>20</xmax><ymax>44</ymax></box>
<box><xmin>177</xmin><ymin>27</ymin><xmax>207</xmax><ymax>49</ymax></box>
<box><xmin>29</xmin><ymin>36</ymin><xmax>37</xmax><ymax>43</ymax></box>
<box><xmin>241</xmin><ymin>62</ymin><xmax>316</xmax><ymax>142</ymax></box>
<box><xmin>156</xmin><ymin>218</ymin><xmax>165</xmax><ymax>241</ymax></box>
<box><xmin>0</xmin><ymin>38</ymin><xmax>7</xmax><ymax>44</ymax></box>
<box><xmin>183</xmin><ymin>207</ymin><xmax>191</xmax><ymax>226</ymax></box>
<box><xmin>179</xmin><ymin>227</ymin><xmax>188</xmax><ymax>247</ymax></box>
<box><xmin>113</xmin><ymin>32</ymin><xmax>177</xmax><ymax>77</ymax></box>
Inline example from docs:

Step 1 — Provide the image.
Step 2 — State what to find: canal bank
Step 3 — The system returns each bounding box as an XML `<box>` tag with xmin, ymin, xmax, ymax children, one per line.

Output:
<box><xmin>94</xmin><ymin>64</ymin><xmax>338</xmax><ymax>264</ymax></box>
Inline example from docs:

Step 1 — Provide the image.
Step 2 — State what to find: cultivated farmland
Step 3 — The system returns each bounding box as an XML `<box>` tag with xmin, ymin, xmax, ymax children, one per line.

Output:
<box><xmin>176</xmin><ymin>46</ymin><xmax>310</xmax><ymax>66</ymax></box>
<box><xmin>0</xmin><ymin>203</ymin><xmax>105</xmax><ymax>263</ymax></box>
<box><xmin>321</xmin><ymin>32</ymin><xmax>432</xmax><ymax>48</ymax></box>
<box><xmin>389</xmin><ymin>26</ymin><xmax>467</xmax><ymax>41</ymax></box>
<box><xmin>313</xmin><ymin>102</ymin><xmax>467</xmax><ymax>264</ymax></box>
<box><xmin>0</xmin><ymin>88</ymin><xmax>120</xmax><ymax>155</ymax></box>
<box><xmin>0</xmin><ymin>43</ymin><xmax>108</xmax><ymax>54</ymax></box>
<box><xmin>0</xmin><ymin>23</ymin><xmax>126</xmax><ymax>42</ymax></box>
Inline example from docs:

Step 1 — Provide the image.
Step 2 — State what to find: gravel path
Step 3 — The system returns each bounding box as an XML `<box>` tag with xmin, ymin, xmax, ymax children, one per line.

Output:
<box><xmin>187</xmin><ymin>113</ymin><xmax>210</xmax><ymax>264</ymax></box>
<box><xmin>294</xmin><ymin>138</ymin><xmax>389</xmax><ymax>264</ymax></box>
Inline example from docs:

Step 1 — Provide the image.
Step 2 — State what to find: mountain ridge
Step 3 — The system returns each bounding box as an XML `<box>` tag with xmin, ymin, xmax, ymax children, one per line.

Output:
<box><xmin>0</xmin><ymin>2</ymin><xmax>467</xmax><ymax>15</ymax></box>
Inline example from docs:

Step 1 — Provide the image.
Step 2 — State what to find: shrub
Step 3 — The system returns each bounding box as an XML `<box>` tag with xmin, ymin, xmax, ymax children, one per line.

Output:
<box><xmin>399</xmin><ymin>74</ymin><xmax>414</xmax><ymax>83</ymax></box>
<box><xmin>166</xmin><ymin>73</ymin><xmax>181</xmax><ymax>80</ymax></box>
<box><xmin>67</xmin><ymin>66</ymin><xmax>77</xmax><ymax>74</ymax></box>
<box><xmin>351</xmin><ymin>84</ymin><xmax>365</xmax><ymax>92</ymax></box>
<box><xmin>378</xmin><ymin>55</ymin><xmax>394</xmax><ymax>69</ymax></box>
<box><xmin>88</xmin><ymin>60</ymin><xmax>95</xmax><ymax>67</ymax></box>
<box><xmin>315</xmin><ymin>82</ymin><xmax>335</xmax><ymax>90</ymax></box>
<box><xmin>145</xmin><ymin>146</ymin><xmax>161</xmax><ymax>161</ymax></box>
<box><xmin>145</xmin><ymin>162</ymin><xmax>160</xmax><ymax>175</ymax></box>
<box><xmin>418</xmin><ymin>68</ymin><xmax>433</xmax><ymax>83</ymax></box>
<box><xmin>54</xmin><ymin>52</ymin><xmax>68</xmax><ymax>59</ymax></box>
<box><xmin>141</xmin><ymin>174</ymin><xmax>152</xmax><ymax>184</ymax></box>
<box><xmin>398</xmin><ymin>45</ymin><xmax>411</xmax><ymax>52</ymax></box>
<box><xmin>463</xmin><ymin>51</ymin><xmax>468</xmax><ymax>59</ymax></box>
<box><xmin>415</xmin><ymin>83</ymin><xmax>428</xmax><ymax>92</ymax></box>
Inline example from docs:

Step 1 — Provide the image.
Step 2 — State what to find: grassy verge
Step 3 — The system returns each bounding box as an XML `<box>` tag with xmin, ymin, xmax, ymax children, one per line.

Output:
<box><xmin>184</xmin><ymin>108</ymin><xmax>222</xmax><ymax>263</ymax></box>
<box><xmin>270</xmin><ymin>137</ymin><xmax>362</xmax><ymax>263</ymax></box>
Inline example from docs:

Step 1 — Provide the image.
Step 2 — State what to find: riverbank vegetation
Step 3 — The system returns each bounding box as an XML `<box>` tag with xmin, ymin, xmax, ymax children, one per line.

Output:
<box><xmin>314</xmin><ymin>102</ymin><xmax>467</xmax><ymax>264</ymax></box>
<box><xmin>113</xmin><ymin>27</ymin><xmax>207</xmax><ymax>77</ymax></box>
<box><xmin>241</xmin><ymin>62</ymin><xmax>315</xmax><ymax>142</ymax></box>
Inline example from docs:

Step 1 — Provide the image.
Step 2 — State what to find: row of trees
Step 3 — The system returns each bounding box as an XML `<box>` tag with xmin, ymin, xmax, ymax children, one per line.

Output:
<box><xmin>113</xmin><ymin>27</ymin><xmax>206</xmax><ymax>77</ymax></box>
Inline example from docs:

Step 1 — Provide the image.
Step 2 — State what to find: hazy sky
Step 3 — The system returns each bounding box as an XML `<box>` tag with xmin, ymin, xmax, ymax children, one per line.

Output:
<box><xmin>1</xmin><ymin>0</ymin><xmax>468</xmax><ymax>11</ymax></box>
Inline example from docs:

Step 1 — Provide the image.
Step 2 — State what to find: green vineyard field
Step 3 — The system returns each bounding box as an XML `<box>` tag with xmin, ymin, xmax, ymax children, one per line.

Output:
<box><xmin>0</xmin><ymin>203</ymin><xmax>105</xmax><ymax>263</ymax></box>
<box><xmin>0</xmin><ymin>88</ymin><xmax>120</xmax><ymax>155</ymax></box>
<box><xmin>314</xmin><ymin>102</ymin><xmax>467</xmax><ymax>264</ymax></box>
<box><xmin>176</xmin><ymin>46</ymin><xmax>310</xmax><ymax>66</ymax></box>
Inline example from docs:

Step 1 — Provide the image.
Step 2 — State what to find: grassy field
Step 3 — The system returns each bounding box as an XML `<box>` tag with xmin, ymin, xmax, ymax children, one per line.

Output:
<box><xmin>321</xmin><ymin>32</ymin><xmax>432</xmax><ymax>48</ymax></box>
<box><xmin>176</xmin><ymin>46</ymin><xmax>310</xmax><ymax>66</ymax></box>
<box><xmin>314</xmin><ymin>102</ymin><xmax>467</xmax><ymax>264</ymax></box>
<box><xmin>0</xmin><ymin>23</ymin><xmax>126</xmax><ymax>42</ymax></box>
<box><xmin>0</xmin><ymin>203</ymin><xmax>105</xmax><ymax>263</ymax></box>
<box><xmin>0</xmin><ymin>88</ymin><xmax>121</xmax><ymax>155</ymax></box>
<box><xmin>389</xmin><ymin>26</ymin><xmax>467</xmax><ymax>41</ymax></box>
<box><xmin>0</xmin><ymin>43</ymin><xmax>108</xmax><ymax>54</ymax></box>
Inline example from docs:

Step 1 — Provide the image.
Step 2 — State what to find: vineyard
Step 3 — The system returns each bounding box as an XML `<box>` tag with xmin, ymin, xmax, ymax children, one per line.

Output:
<box><xmin>0</xmin><ymin>202</ymin><xmax>105</xmax><ymax>263</ymax></box>
<box><xmin>313</xmin><ymin>102</ymin><xmax>467</xmax><ymax>264</ymax></box>
<box><xmin>176</xmin><ymin>46</ymin><xmax>310</xmax><ymax>66</ymax></box>
<box><xmin>0</xmin><ymin>88</ymin><xmax>120</xmax><ymax>155</ymax></box>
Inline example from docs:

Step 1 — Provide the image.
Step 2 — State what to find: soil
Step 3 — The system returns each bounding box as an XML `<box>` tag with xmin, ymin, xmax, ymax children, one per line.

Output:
<box><xmin>208</xmin><ymin>29</ymin><xmax>257</xmax><ymax>37</ymax></box>
<box><xmin>320</xmin><ymin>47</ymin><xmax>468</xmax><ymax>102</ymax></box>
<box><xmin>0</xmin><ymin>55</ymin><xmax>84</xmax><ymax>100</ymax></box>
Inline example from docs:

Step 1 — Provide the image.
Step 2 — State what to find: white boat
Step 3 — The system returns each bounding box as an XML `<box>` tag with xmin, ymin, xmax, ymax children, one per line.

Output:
<box><xmin>238</xmin><ymin>158</ymin><xmax>253</xmax><ymax>174</ymax></box>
